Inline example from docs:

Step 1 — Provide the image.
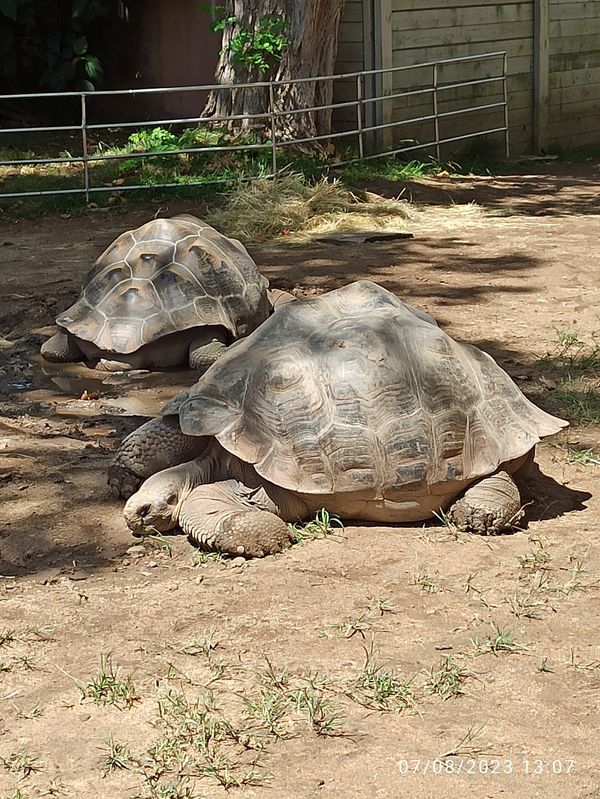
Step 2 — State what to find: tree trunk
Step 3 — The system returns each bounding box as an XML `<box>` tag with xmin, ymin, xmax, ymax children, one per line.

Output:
<box><xmin>203</xmin><ymin>0</ymin><xmax>345</xmax><ymax>140</ymax></box>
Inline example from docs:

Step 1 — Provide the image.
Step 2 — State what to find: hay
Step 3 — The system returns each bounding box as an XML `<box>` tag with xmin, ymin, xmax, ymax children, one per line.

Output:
<box><xmin>206</xmin><ymin>173</ymin><xmax>411</xmax><ymax>242</ymax></box>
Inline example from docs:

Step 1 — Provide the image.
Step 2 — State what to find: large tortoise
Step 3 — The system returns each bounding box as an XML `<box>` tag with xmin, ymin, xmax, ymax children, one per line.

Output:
<box><xmin>41</xmin><ymin>214</ymin><xmax>277</xmax><ymax>372</ymax></box>
<box><xmin>113</xmin><ymin>280</ymin><xmax>567</xmax><ymax>556</ymax></box>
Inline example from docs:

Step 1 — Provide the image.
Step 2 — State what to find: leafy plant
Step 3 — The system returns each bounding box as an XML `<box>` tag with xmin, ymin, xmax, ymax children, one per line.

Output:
<box><xmin>207</xmin><ymin>8</ymin><xmax>291</xmax><ymax>75</ymax></box>
<box><xmin>0</xmin><ymin>0</ymin><xmax>108</xmax><ymax>91</ymax></box>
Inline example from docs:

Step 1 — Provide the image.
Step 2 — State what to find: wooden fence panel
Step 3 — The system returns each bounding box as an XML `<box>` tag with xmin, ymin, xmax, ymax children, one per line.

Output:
<box><xmin>333</xmin><ymin>0</ymin><xmax>600</xmax><ymax>155</ymax></box>
<box><xmin>548</xmin><ymin>0</ymin><xmax>600</xmax><ymax>148</ymax></box>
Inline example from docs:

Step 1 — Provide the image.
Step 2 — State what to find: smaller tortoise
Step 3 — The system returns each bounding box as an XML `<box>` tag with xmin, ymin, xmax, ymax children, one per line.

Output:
<box><xmin>41</xmin><ymin>214</ymin><xmax>276</xmax><ymax>372</ymax></box>
<box><xmin>112</xmin><ymin>281</ymin><xmax>568</xmax><ymax>556</ymax></box>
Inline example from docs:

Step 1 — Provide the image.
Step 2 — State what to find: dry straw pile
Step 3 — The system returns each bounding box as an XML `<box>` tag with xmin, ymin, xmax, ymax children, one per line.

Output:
<box><xmin>207</xmin><ymin>173</ymin><xmax>411</xmax><ymax>242</ymax></box>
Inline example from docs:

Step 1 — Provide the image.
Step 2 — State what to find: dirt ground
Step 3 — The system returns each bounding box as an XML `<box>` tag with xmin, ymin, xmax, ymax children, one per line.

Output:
<box><xmin>0</xmin><ymin>164</ymin><xmax>599</xmax><ymax>799</ymax></box>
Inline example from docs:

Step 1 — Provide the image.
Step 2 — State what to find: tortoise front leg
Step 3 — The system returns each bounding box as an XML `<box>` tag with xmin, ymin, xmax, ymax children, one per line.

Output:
<box><xmin>40</xmin><ymin>330</ymin><xmax>84</xmax><ymax>363</ymax></box>
<box><xmin>447</xmin><ymin>471</ymin><xmax>524</xmax><ymax>535</ymax></box>
<box><xmin>188</xmin><ymin>327</ymin><xmax>228</xmax><ymax>371</ymax></box>
<box><xmin>108</xmin><ymin>416</ymin><xmax>209</xmax><ymax>499</ymax></box>
<box><xmin>180</xmin><ymin>479</ymin><xmax>293</xmax><ymax>557</ymax></box>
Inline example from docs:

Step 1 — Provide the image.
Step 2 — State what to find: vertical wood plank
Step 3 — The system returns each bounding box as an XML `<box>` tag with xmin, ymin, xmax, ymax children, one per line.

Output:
<box><xmin>534</xmin><ymin>0</ymin><xmax>549</xmax><ymax>151</ymax></box>
<box><xmin>374</xmin><ymin>0</ymin><xmax>393</xmax><ymax>149</ymax></box>
<box><xmin>362</xmin><ymin>0</ymin><xmax>375</xmax><ymax>133</ymax></box>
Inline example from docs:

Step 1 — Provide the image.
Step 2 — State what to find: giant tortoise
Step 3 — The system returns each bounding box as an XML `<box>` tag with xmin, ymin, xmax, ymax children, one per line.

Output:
<box><xmin>112</xmin><ymin>280</ymin><xmax>567</xmax><ymax>556</ymax></box>
<box><xmin>41</xmin><ymin>214</ymin><xmax>277</xmax><ymax>371</ymax></box>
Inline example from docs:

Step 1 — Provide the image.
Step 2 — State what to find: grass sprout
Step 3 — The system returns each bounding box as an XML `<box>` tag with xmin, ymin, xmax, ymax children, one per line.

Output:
<box><xmin>288</xmin><ymin>508</ymin><xmax>344</xmax><ymax>544</ymax></box>
<box><xmin>80</xmin><ymin>653</ymin><xmax>140</xmax><ymax>709</ymax></box>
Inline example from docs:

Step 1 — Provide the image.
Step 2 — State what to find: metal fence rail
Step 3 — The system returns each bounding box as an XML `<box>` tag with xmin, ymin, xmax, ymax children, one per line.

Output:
<box><xmin>0</xmin><ymin>52</ymin><xmax>509</xmax><ymax>202</ymax></box>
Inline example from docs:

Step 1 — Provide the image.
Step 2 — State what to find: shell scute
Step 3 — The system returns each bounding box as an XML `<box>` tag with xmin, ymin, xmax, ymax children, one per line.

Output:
<box><xmin>178</xmin><ymin>281</ymin><xmax>567</xmax><ymax>497</ymax></box>
<box><xmin>57</xmin><ymin>216</ymin><xmax>270</xmax><ymax>354</ymax></box>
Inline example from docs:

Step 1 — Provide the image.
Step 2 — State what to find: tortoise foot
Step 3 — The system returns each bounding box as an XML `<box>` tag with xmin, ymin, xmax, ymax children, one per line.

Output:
<box><xmin>448</xmin><ymin>471</ymin><xmax>524</xmax><ymax>535</ymax></box>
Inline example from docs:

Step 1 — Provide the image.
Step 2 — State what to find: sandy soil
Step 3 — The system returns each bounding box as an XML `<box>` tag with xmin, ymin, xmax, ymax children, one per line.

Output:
<box><xmin>0</xmin><ymin>165</ymin><xmax>599</xmax><ymax>799</ymax></box>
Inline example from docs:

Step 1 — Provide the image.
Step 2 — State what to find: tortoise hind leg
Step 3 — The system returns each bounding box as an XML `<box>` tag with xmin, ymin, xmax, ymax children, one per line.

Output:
<box><xmin>447</xmin><ymin>471</ymin><xmax>524</xmax><ymax>535</ymax></box>
<box><xmin>179</xmin><ymin>480</ymin><xmax>293</xmax><ymax>557</ymax></box>
<box><xmin>188</xmin><ymin>327</ymin><xmax>228</xmax><ymax>372</ymax></box>
<box><xmin>41</xmin><ymin>330</ymin><xmax>83</xmax><ymax>363</ymax></box>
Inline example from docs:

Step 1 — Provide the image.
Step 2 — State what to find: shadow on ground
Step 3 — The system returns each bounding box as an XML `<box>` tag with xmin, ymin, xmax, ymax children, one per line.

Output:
<box><xmin>351</xmin><ymin>162</ymin><xmax>600</xmax><ymax>217</ymax></box>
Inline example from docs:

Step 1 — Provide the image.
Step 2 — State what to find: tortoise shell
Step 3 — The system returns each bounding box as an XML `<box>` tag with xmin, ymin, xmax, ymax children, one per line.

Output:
<box><xmin>57</xmin><ymin>215</ymin><xmax>270</xmax><ymax>355</ymax></box>
<box><xmin>176</xmin><ymin>281</ymin><xmax>567</xmax><ymax>497</ymax></box>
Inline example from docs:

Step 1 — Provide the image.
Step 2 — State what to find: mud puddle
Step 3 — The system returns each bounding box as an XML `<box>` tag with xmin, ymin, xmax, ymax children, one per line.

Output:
<box><xmin>12</xmin><ymin>355</ymin><xmax>198</xmax><ymax>418</ymax></box>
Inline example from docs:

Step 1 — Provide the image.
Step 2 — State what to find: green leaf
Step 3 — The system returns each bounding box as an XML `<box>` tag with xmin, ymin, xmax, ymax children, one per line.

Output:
<box><xmin>0</xmin><ymin>0</ymin><xmax>17</xmax><ymax>21</ymax></box>
<box><xmin>0</xmin><ymin>0</ymin><xmax>17</xmax><ymax>20</ymax></box>
<box><xmin>83</xmin><ymin>55</ymin><xmax>102</xmax><ymax>80</ymax></box>
<box><xmin>80</xmin><ymin>78</ymin><xmax>95</xmax><ymax>92</ymax></box>
<box><xmin>73</xmin><ymin>35</ymin><xmax>88</xmax><ymax>55</ymax></box>
<box><xmin>211</xmin><ymin>14</ymin><xmax>236</xmax><ymax>31</ymax></box>
<box><xmin>73</xmin><ymin>36</ymin><xmax>87</xmax><ymax>55</ymax></box>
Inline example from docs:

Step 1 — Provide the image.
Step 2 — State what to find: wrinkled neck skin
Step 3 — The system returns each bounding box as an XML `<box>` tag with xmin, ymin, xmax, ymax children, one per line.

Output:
<box><xmin>124</xmin><ymin>439</ymin><xmax>220</xmax><ymax>534</ymax></box>
<box><xmin>175</xmin><ymin>441</ymin><xmax>225</xmax><ymax>507</ymax></box>
<box><xmin>179</xmin><ymin>441</ymin><xmax>310</xmax><ymax>521</ymax></box>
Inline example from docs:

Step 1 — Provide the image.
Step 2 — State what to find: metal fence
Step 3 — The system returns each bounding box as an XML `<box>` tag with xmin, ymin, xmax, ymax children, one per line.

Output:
<box><xmin>0</xmin><ymin>52</ymin><xmax>509</xmax><ymax>202</ymax></box>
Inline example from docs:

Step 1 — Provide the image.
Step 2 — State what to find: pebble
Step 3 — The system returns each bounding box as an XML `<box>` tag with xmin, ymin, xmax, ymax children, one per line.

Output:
<box><xmin>231</xmin><ymin>556</ymin><xmax>246</xmax><ymax>568</ymax></box>
<box><xmin>147</xmin><ymin>560</ymin><xmax>158</xmax><ymax>568</ymax></box>
<box><xmin>195</xmin><ymin>575</ymin><xmax>204</xmax><ymax>585</ymax></box>
<box><xmin>127</xmin><ymin>545</ymin><xmax>146</xmax><ymax>557</ymax></box>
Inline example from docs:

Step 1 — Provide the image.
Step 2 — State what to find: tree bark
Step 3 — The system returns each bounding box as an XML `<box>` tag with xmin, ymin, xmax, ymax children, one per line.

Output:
<box><xmin>203</xmin><ymin>0</ymin><xmax>345</xmax><ymax>140</ymax></box>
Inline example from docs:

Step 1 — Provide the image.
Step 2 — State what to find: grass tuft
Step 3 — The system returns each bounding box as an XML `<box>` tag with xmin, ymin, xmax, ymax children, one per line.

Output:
<box><xmin>288</xmin><ymin>508</ymin><xmax>344</xmax><ymax>544</ymax></box>
<box><xmin>424</xmin><ymin>655</ymin><xmax>471</xmax><ymax>700</ymax></box>
<box><xmin>80</xmin><ymin>653</ymin><xmax>140</xmax><ymax>709</ymax></box>
<box><xmin>349</xmin><ymin>642</ymin><xmax>416</xmax><ymax>713</ymax></box>
<box><xmin>99</xmin><ymin>735</ymin><xmax>133</xmax><ymax>774</ymax></box>
<box><xmin>471</xmin><ymin>623</ymin><xmax>526</xmax><ymax>656</ymax></box>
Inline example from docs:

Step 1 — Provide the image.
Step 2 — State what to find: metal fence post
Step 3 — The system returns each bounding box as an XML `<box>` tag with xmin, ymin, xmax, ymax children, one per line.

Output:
<box><xmin>268</xmin><ymin>82</ymin><xmax>278</xmax><ymax>178</ymax></box>
<box><xmin>502</xmin><ymin>52</ymin><xmax>510</xmax><ymax>159</ymax></box>
<box><xmin>356</xmin><ymin>73</ymin><xmax>364</xmax><ymax>159</ymax></box>
<box><xmin>432</xmin><ymin>63</ymin><xmax>441</xmax><ymax>161</ymax></box>
<box><xmin>80</xmin><ymin>93</ymin><xmax>90</xmax><ymax>202</ymax></box>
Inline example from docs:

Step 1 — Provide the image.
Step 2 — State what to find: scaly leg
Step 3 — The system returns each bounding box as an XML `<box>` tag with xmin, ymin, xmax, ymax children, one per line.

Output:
<box><xmin>188</xmin><ymin>327</ymin><xmax>228</xmax><ymax>371</ymax></box>
<box><xmin>40</xmin><ymin>330</ymin><xmax>83</xmax><ymax>363</ymax></box>
<box><xmin>108</xmin><ymin>415</ymin><xmax>209</xmax><ymax>498</ymax></box>
<box><xmin>447</xmin><ymin>470</ymin><xmax>523</xmax><ymax>535</ymax></box>
<box><xmin>180</xmin><ymin>479</ymin><xmax>293</xmax><ymax>557</ymax></box>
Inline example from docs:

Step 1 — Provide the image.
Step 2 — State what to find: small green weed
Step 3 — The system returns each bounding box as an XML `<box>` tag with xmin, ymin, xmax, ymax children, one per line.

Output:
<box><xmin>318</xmin><ymin>612</ymin><xmax>372</xmax><ymax>639</ymax></box>
<box><xmin>191</xmin><ymin>550</ymin><xmax>225</xmax><ymax>566</ymax></box>
<box><xmin>80</xmin><ymin>654</ymin><xmax>140</xmax><ymax>709</ymax></box>
<box><xmin>424</xmin><ymin>655</ymin><xmax>471</xmax><ymax>700</ymax></box>
<box><xmin>1</xmin><ymin>749</ymin><xmax>43</xmax><ymax>777</ymax></box>
<box><xmin>471</xmin><ymin>623</ymin><xmax>526</xmax><ymax>656</ymax></box>
<box><xmin>243</xmin><ymin>688</ymin><xmax>292</xmax><ymax>738</ymax></box>
<box><xmin>349</xmin><ymin>642</ymin><xmax>416</xmax><ymax>712</ymax></box>
<box><xmin>566</xmin><ymin>446</ymin><xmax>600</xmax><ymax>466</ymax></box>
<box><xmin>518</xmin><ymin>540</ymin><xmax>552</xmax><ymax>571</ymax></box>
<box><xmin>288</xmin><ymin>508</ymin><xmax>343</xmax><ymax>544</ymax></box>
<box><xmin>99</xmin><ymin>735</ymin><xmax>133</xmax><ymax>774</ymax></box>
<box><xmin>535</xmin><ymin>330</ymin><xmax>600</xmax><ymax>423</ymax></box>
<box><xmin>289</xmin><ymin>682</ymin><xmax>346</xmax><ymax>736</ymax></box>
<box><xmin>409</xmin><ymin>565</ymin><xmax>439</xmax><ymax>593</ymax></box>
<box><xmin>438</xmin><ymin>725</ymin><xmax>491</xmax><ymax>759</ymax></box>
